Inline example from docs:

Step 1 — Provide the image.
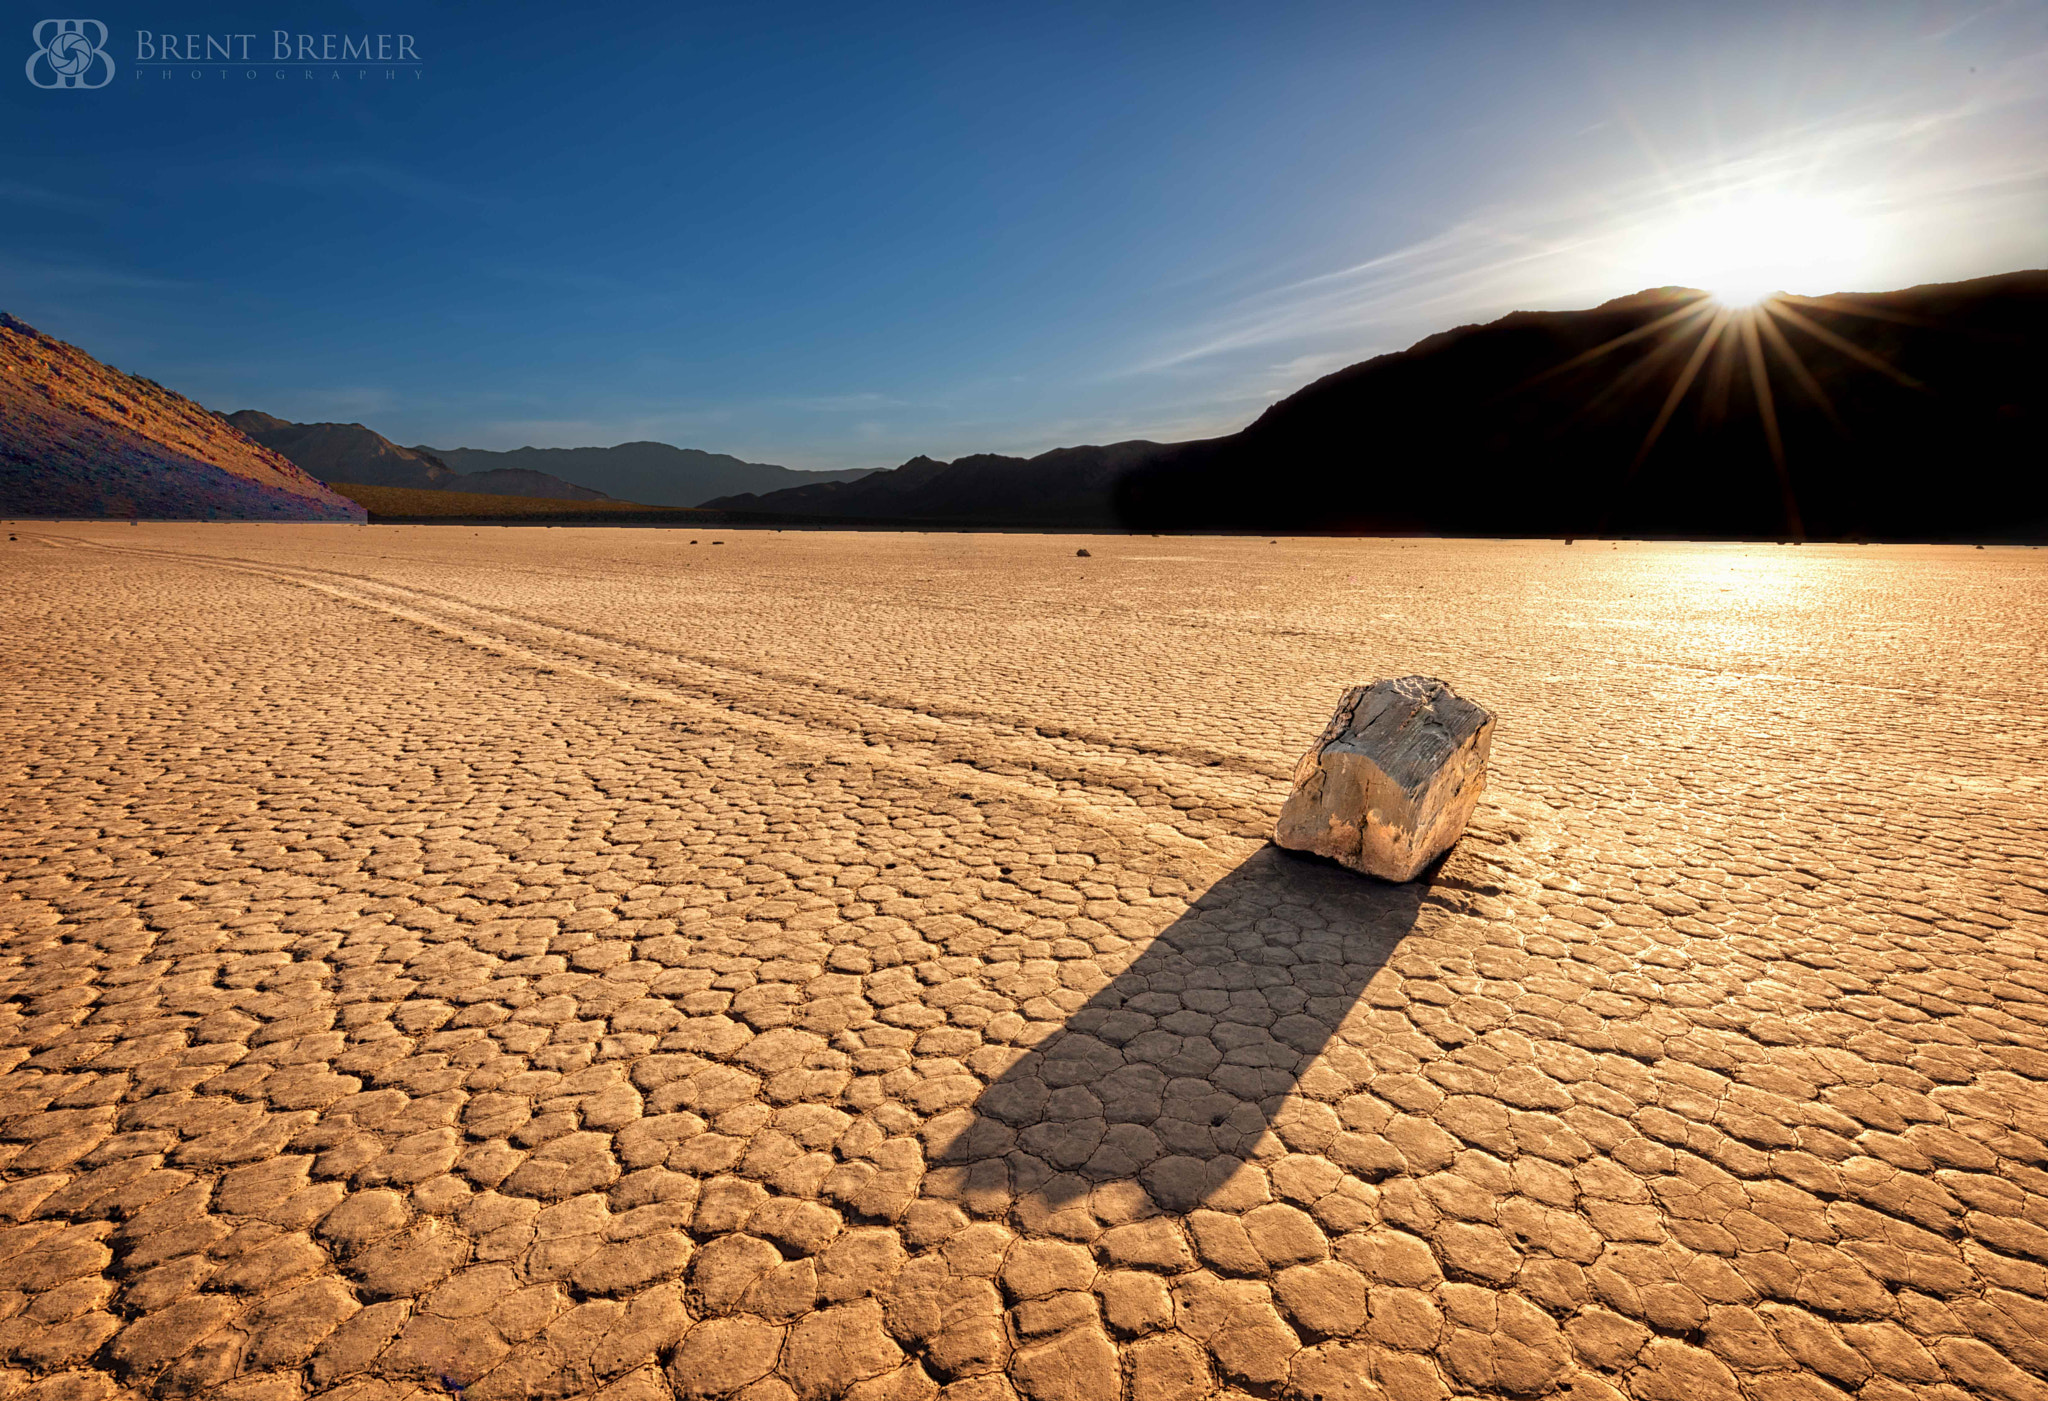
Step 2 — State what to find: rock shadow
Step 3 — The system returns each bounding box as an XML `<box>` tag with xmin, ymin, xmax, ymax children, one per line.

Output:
<box><xmin>922</xmin><ymin>842</ymin><xmax>1433</xmax><ymax>1226</ymax></box>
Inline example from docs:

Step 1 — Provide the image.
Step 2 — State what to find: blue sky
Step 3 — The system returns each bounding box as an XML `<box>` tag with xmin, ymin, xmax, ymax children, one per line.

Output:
<box><xmin>7</xmin><ymin>1</ymin><xmax>2047</xmax><ymax>470</ymax></box>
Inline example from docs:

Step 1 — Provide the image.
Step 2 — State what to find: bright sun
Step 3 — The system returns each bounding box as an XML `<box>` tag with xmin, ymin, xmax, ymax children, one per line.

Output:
<box><xmin>1635</xmin><ymin>192</ymin><xmax>1878</xmax><ymax>306</ymax></box>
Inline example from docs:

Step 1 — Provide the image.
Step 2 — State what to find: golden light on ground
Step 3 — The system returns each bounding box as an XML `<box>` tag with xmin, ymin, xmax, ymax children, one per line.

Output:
<box><xmin>1630</xmin><ymin>191</ymin><xmax>1879</xmax><ymax>306</ymax></box>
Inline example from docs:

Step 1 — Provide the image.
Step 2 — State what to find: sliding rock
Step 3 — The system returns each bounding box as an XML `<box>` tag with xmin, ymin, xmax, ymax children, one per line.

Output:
<box><xmin>1274</xmin><ymin>676</ymin><xmax>1494</xmax><ymax>881</ymax></box>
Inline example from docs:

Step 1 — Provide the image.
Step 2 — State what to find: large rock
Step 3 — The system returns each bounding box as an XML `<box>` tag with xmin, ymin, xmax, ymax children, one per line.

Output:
<box><xmin>1273</xmin><ymin>676</ymin><xmax>1493</xmax><ymax>881</ymax></box>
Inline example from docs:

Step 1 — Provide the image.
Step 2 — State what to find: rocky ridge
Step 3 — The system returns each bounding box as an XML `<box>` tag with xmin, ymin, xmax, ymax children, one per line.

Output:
<box><xmin>224</xmin><ymin>415</ymin><xmax>616</xmax><ymax>503</ymax></box>
<box><xmin>0</xmin><ymin>316</ymin><xmax>364</xmax><ymax>522</ymax></box>
<box><xmin>421</xmin><ymin>443</ymin><xmax>876</xmax><ymax>511</ymax></box>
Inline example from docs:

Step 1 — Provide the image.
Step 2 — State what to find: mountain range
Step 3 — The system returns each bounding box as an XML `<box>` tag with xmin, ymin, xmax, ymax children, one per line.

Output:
<box><xmin>708</xmin><ymin>270</ymin><xmax>2048</xmax><ymax>540</ymax></box>
<box><xmin>0</xmin><ymin>315</ymin><xmax>363</xmax><ymax>522</ymax></box>
<box><xmin>223</xmin><ymin>417</ymin><xmax>876</xmax><ymax>508</ymax></box>
<box><xmin>9</xmin><ymin>270</ymin><xmax>2045</xmax><ymax>536</ymax></box>
<box><xmin>224</xmin><ymin>413</ymin><xmax>615</xmax><ymax>502</ymax></box>
<box><xmin>414</xmin><ymin>443</ymin><xmax>873</xmax><ymax>508</ymax></box>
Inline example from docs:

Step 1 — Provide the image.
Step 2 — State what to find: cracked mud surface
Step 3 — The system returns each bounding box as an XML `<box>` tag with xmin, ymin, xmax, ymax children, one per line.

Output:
<box><xmin>1</xmin><ymin>524</ymin><xmax>2045</xmax><ymax>1401</ymax></box>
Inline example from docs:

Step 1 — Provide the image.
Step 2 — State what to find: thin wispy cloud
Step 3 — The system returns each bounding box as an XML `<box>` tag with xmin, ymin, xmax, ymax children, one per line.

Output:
<box><xmin>473</xmin><ymin>263</ymin><xmax>705</xmax><ymax>312</ymax></box>
<box><xmin>1130</xmin><ymin>52</ymin><xmax>2048</xmax><ymax>382</ymax></box>
<box><xmin>235</xmin><ymin>159</ymin><xmax>505</xmax><ymax>215</ymax></box>
<box><xmin>475</xmin><ymin>263</ymin><xmax>645</xmax><ymax>296</ymax></box>
<box><xmin>250</xmin><ymin>386</ymin><xmax>402</xmax><ymax>420</ymax></box>
<box><xmin>783</xmin><ymin>392</ymin><xmax>912</xmax><ymax>413</ymax></box>
<box><xmin>0</xmin><ymin>255</ymin><xmax>188</xmax><ymax>293</ymax></box>
<box><xmin>0</xmin><ymin>180</ymin><xmax>98</xmax><ymax>212</ymax></box>
<box><xmin>1131</xmin><ymin>221</ymin><xmax>1600</xmax><ymax>376</ymax></box>
<box><xmin>459</xmin><ymin>411</ymin><xmax>747</xmax><ymax>450</ymax></box>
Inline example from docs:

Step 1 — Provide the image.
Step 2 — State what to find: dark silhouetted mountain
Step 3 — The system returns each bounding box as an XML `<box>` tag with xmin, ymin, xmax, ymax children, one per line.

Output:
<box><xmin>0</xmin><ymin>316</ymin><xmax>363</xmax><ymax>521</ymax></box>
<box><xmin>707</xmin><ymin>443</ymin><xmax>1189</xmax><ymax>525</ymax></box>
<box><xmin>419</xmin><ymin>442</ymin><xmax>873</xmax><ymax>508</ymax></box>
<box><xmin>709</xmin><ymin>271</ymin><xmax>2048</xmax><ymax>541</ymax></box>
<box><xmin>226</xmin><ymin>414</ymin><xmax>615</xmax><ymax>501</ymax></box>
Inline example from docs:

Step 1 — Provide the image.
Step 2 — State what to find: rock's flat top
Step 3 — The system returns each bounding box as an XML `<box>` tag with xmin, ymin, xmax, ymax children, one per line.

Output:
<box><xmin>1317</xmin><ymin>676</ymin><xmax>1492</xmax><ymax>796</ymax></box>
<box><xmin>1</xmin><ymin>527</ymin><xmax>2044</xmax><ymax>1401</ymax></box>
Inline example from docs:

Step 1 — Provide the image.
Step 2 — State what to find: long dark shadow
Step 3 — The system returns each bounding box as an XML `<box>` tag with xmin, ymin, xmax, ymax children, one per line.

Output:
<box><xmin>923</xmin><ymin>842</ymin><xmax>1433</xmax><ymax>1224</ymax></box>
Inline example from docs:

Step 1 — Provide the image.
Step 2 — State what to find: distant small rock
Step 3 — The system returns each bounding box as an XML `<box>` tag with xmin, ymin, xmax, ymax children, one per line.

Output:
<box><xmin>1274</xmin><ymin>676</ymin><xmax>1494</xmax><ymax>882</ymax></box>
<box><xmin>1076</xmin><ymin>548</ymin><xmax>1091</xmax><ymax>557</ymax></box>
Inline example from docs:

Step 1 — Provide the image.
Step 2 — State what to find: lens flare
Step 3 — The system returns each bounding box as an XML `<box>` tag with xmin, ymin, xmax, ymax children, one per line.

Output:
<box><xmin>1630</xmin><ymin>193</ymin><xmax>1879</xmax><ymax>306</ymax></box>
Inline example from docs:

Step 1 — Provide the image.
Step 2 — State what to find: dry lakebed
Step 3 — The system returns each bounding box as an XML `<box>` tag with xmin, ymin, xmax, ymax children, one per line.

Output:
<box><xmin>1</xmin><ymin>524</ymin><xmax>2044</xmax><ymax>1401</ymax></box>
